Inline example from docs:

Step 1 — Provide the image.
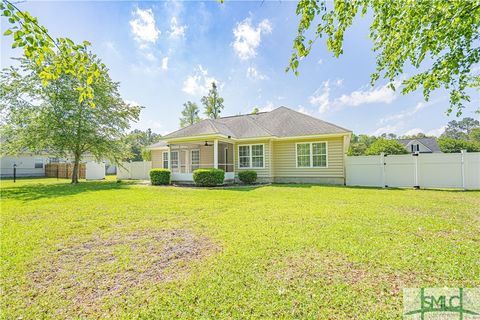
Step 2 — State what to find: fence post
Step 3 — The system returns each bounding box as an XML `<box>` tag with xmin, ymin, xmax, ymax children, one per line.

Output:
<box><xmin>381</xmin><ymin>153</ymin><xmax>386</xmax><ymax>188</ymax></box>
<box><xmin>413</xmin><ymin>152</ymin><xmax>419</xmax><ymax>189</ymax></box>
<box><xmin>144</xmin><ymin>161</ymin><xmax>146</xmax><ymax>180</ymax></box>
<box><xmin>461</xmin><ymin>150</ymin><xmax>466</xmax><ymax>190</ymax></box>
<box><xmin>13</xmin><ymin>164</ymin><xmax>16</xmax><ymax>183</ymax></box>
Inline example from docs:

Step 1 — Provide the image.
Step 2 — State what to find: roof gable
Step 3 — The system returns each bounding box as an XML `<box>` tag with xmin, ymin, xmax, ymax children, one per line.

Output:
<box><xmin>396</xmin><ymin>137</ymin><xmax>441</xmax><ymax>153</ymax></box>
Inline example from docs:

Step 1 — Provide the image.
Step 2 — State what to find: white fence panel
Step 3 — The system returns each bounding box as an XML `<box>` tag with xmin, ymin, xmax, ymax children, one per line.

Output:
<box><xmin>464</xmin><ymin>152</ymin><xmax>480</xmax><ymax>189</ymax></box>
<box><xmin>85</xmin><ymin>162</ymin><xmax>105</xmax><ymax>180</ymax></box>
<box><xmin>345</xmin><ymin>156</ymin><xmax>383</xmax><ymax>187</ymax></box>
<box><xmin>417</xmin><ymin>153</ymin><xmax>462</xmax><ymax>188</ymax></box>
<box><xmin>385</xmin><ymin>155</ymin><xmax>416</xmax><ymax>188</ymax></box>
<box><xmin>346</xmin><ymin>152</ymin><xmax>480</xmax><ymax>190</ymax></box>
<box><xmin>117</xmin><ymin>161</ymin><xmax>151</xmax><ymax>180</ymax></box>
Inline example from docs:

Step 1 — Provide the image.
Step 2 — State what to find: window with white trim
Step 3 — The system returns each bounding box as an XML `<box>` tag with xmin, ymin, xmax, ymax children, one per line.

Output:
<box><xmin>296</xmin><ymin>142</ymin><xmax>327</xmax><ymax>168</ymax></box>
<box><xmin>170</xmin><ymin>151</ymin><xmax>179</xmax><ymax>169</ymax></box>
<box><xmin>34</xmin><ymin>158</ymin><xmax>44</xmax><ymax>169</ymax></box>
<box><xmin>162</xmin><ymin>152</ymin><xmax>169</xmax><ymax>169</ymax></box>
<box><xmin>238</xmin><ymin>144</ymin><xmax>264</xmax><ymax>168</ymax></box>
<box><xmin>191</xmin><ymin>150</ymin><xmax>200</xmax><ymax>170</ymax></box>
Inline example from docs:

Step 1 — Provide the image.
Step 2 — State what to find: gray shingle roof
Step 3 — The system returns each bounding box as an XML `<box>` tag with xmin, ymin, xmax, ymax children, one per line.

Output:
<box><xmin>148</xmin><ymin>140</ymin><xmax>168</xmax><ymax>149</ymax></box>
<box><xmin>161</xmin><ymin>106</ymin><xmax>350</xmax><ymax>140</ymax></box>
<box><xmin>396</xmin><ymin>137</ymin><xmax>442</xmax><ymax>153</ymax></box>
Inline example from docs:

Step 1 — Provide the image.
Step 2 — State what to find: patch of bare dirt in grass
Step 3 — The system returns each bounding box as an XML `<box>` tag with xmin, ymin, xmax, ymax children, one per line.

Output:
<box><xmin>27</xmin><ymin>229</ymin><xmax>218</xmax><ymax>317</ymax></box>
<box><xmin>269</xmin><ymin>250</ymin><xmax>419</xmax><ymax>296</ymax></box>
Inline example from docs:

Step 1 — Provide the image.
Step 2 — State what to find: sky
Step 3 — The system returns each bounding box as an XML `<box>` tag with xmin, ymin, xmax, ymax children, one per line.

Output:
<box><xmin>1</xmin><ymin>1</ymin><xmax>479</xmax><ymax>137</ymax></box>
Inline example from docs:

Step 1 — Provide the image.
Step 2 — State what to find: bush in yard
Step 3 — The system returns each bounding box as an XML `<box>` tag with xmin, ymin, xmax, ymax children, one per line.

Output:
<box><xmin>150</xmin><ymin>169</ymin><xmax>171</xmax><ymax>185</ymax></box>
<box><xmin>238</xmin><ymin>170</ymin><xmax>257</xmax><ymax>184</ymax></box>
<box><xmin>193</xmin><ymin>169</ymin><xmax>225</xmax><ymax>187</ymax></box>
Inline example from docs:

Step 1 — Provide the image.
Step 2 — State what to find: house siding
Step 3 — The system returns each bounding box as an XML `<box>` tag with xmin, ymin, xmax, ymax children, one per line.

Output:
<box><xmin>272</xmin><ymin>136</ymin><xmax>345</xmax><ymax>184</ymax></box>
<box><xmin>151</xmin><ymin>149</ymin><xmax>167</xmax><ymax>169</ymax></box>
<box><xmin>234</xmin><ymin>140</ymin><xmax>272</xmax><ymax>181</ymax></box>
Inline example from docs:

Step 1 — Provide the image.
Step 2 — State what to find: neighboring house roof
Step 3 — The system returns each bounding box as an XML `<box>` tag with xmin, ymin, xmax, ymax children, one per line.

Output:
<box><xmin>396</xmin><ymin>137</ymin><xmax>442</xmax><ymax>153</ymax></box>
<box><xmin>161</xmin><ymin>106</ymin><xmax>350</xmax><ymax>141</ymax></box>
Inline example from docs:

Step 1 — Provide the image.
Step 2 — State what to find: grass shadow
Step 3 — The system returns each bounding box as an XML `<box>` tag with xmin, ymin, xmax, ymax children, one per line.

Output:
<box><xmin>1</xmin><ymin>179</ymin><xmax>137</xmax><ymax>202</ymax></box>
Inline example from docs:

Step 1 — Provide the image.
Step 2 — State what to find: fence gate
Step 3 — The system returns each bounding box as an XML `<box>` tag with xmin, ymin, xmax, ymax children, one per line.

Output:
<box><xmin>346</xmin><ymin>151</ymin><xmax>480</xmax><ymax>190</ymax></box>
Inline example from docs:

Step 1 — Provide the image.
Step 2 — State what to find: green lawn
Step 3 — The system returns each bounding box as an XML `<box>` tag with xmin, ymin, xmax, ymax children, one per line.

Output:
<box><xmin>1</xmin><ymin>178</ymin><xmax>479</xmax><ymax>319</ymax></box>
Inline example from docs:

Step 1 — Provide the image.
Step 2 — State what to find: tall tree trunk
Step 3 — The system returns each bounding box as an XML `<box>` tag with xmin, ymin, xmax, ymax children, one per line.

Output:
<box><xmin>71</xmin><ymin>154</ymin><xmax>80</xmax><ymax>184</ymax></box>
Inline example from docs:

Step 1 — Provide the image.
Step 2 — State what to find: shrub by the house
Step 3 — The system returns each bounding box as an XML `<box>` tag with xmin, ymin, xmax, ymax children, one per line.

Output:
<box><xmin>238</xmin><ymin>170</ymin><xmax>257</xmax><ymax>184</ymax></box>
<box><xmin>150</xmin><ymin>169</ymin><xmax>171</xmax><ymax>185</ymax></box>
<box><xmin>193</xmin><ymin>168</ymin><xmax>225</xmax><ymax>187</ymax></box>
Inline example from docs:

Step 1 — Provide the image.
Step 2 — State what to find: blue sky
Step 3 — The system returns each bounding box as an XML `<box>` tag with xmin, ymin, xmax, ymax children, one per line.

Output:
<box><xmin>1</xmin><ymin>1</ymin><xmax>478</xmax><ymax>136</ymax></box>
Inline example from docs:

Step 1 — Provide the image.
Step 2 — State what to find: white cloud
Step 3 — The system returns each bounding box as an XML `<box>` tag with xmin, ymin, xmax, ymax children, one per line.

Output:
<box><xmin>372</xmin><ymin>124</ymin><xmax>400</xmax><ymax>136</ymax></box>
<box><xmin>130</xmin><ymin>8</ymin><xmax>160</xmax><ymax>45</ymax></box>
<box><xmin>182</xmin><ymin>65</ymin><xmax>220</xmax><ymax>96</ymax></box>
<box><xmin>258</xmin><ymin>101</ymin><xmax>275</xmax><ymax>112</ymax></box>
<box><xmin>232</xmin><ymin>18</ymin><xmax>272</xmax><ymax>60</ymax></box>
<box><xmin>403</xmin><ymin>128</ymin><xmax>424</xmax><ymax>136</ymax></box>
<box><xmin>334</xmin><ymin>83</ymin><xmax>397</xmax><ymax>108</ymax></box>
<box><xmin>309</xmin><ymin>81</ymin><xmax>331</xmax><ymax>113</ymax></box>
<box><xmin>296</xmin><ymin>106</ymin><xmax>311</xmax><ymax>115</ymax></box>
<box><xmin>169</xmin><ymin>17</ymin><xmax>186</xmax><ymax>39</ymax></box>
<box><xmin>246</xmin><ymin>67</ymin><xmax>267</xmax><ymax>81</ymax></box>
<box><xmin>379</xmin><ymin>102</ymin><xmax>428</xmax><ymax>124</ymax></box>
<box><xmin>309</xmin><ymin>79</ymin><xmax>345</xmax><ymax>113</ymax></box>
<box><xmin>162</xmin><ymin>57</ymin><xmax>169</xmax><ymax>70</ymax></box>
<box><xmin>426</xmin><ymin>126</ymin><xmax>446</xmax><ymax>137</ymax></box>
<box><xmin>317</xmin><ymin>59</ymin><xmax>323</xmax><ymax>65</ymax></box>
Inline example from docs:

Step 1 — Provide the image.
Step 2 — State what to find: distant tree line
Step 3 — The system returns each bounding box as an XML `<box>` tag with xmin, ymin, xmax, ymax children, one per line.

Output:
<box><xmin>349</xmin><ymin>117</ymin><xmax>480</xmax><ymax>155</ymax></box>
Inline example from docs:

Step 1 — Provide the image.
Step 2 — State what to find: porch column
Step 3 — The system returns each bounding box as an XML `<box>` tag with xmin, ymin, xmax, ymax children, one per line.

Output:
<box><xmin>213</xmin><ymin>139</ymin><xmax>218</xmax><ymax>169</ymax></box>
<box><xmin>168</xmin><ymin>144</ymin><xmax>171</xmax><ymax>170</ymax></box>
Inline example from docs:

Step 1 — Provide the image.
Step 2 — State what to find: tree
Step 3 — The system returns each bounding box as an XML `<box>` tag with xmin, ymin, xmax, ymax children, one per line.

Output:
<box><xmin>180</xmin><ymin>101</ymin><xmax>201</xmax><ymax>128</ymax></box>
<box><xmin>470</xmin><ymin>128</ymin><xmax>480</xmax><ymax>142</ymax></box>
<box><xmin>438</xmin><ymin>138</ymin><xmax>480</xmax><ymax>153</ymax></box>
<box><xmin>251</xmin><ymin>107</ymin><xmax>259</xmax><ymax>114</ymax></box>
<box><xmin>348</xmin><ymin>134</ymin><xmax>377</xmax><ymax>155</ymax></box>
<box><xmin>201</xmin><ymin>82</ymin><xmax>224</xmax><ymax>119</ymax></box>
<box><xmin>441</xmin><ymin>117</ymin><xmax>480</xmax><ymax>140</ymax></box>
<box><xmin>401</xmin><ymin>132</ymin><xmax>429</xmax><ymax>139</ymax></box>
<box><xmin>364</xmin><ymin>139</ymin><xmax>409</xmax><ymax>155</ymax></box>
<box><xmin>380</xmin><ymin>133</ymin><xmax>398</xmax><ymax>140</ymax></box>
<box><xmin>0</xmin><ymin>56</ymin><xmax>141</xmax><ymax>183</ymax></box>
<box><xmin>288</xmin><ymin>1</ymin><xmax>480</xmax><ymax>115</ymax></box>
<box><xmin>126</xmin><ymin>129</ymin><xmax>161</xmax><ymax>161</ymax></box>
<box><xmin>1</xmin><ymin>1</ymin><xmax>102</xmax><ymax>108</ymax></box>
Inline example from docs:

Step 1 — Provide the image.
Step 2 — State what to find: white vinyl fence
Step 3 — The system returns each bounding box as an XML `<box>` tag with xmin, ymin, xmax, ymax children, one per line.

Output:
<box><xmin>346</xmin><ymin>151</ymin><xmax>480</xmax><ymax>190</ymax></box>
<box><xmin>85</xmin><ymin>162</ymin><xmax>106</xmax><ymax>180</ymax></box>
<box><xmin>117</xmin><ymin>161</ymin><xmax>152</xmax><ymax>180</ymax></box>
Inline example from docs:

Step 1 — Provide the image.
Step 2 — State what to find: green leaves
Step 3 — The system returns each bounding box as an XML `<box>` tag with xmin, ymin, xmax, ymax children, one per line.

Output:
<box><xmin>289</xmin><ymin>0</ymin><xmax>480</xmax><ymax>115</ymax></box>
<box><xmin>1</xmin><ymin>0</ymin><xmax>101</xmax><ymax>108</ymax></box>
